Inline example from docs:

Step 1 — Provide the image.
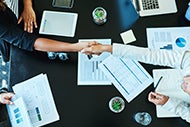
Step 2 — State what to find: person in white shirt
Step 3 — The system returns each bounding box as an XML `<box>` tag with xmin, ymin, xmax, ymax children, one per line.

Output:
<box><xmin>81</xmin><ymin>43</ymin><xmax>190</xmax><ymax>123</ymax></box>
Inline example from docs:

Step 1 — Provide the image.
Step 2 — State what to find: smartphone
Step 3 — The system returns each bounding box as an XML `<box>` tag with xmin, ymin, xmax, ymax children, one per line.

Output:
<box><xmin>52</xmin><ymin>0</ymin><xmax>74</xmax><ymax>8</ymax></box>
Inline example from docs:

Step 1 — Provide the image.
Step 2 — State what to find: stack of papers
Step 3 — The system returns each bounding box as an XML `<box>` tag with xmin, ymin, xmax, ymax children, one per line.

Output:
<box><xmin>7</xmin><ymin>74</ymin><xmax>59</xmax><ymax>127</ymax></box>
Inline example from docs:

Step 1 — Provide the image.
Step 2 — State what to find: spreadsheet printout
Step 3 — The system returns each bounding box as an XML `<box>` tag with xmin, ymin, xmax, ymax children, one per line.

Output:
<box><xmin>99</xmin><ymin>55</ymin><xmax>153</xmax><ymax>102</ymax></box>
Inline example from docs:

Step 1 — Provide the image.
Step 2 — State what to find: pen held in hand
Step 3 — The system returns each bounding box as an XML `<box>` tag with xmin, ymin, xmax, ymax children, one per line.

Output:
<box><xmin>153</xmin><ymin>76</ymin><xmax>163</xmax><ymax>92</ymax></box>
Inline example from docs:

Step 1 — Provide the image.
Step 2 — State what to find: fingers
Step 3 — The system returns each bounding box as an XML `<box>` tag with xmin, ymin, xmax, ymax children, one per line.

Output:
<box><xmin>81</xmin><ymin>47</ymin><xmax>92</xmax><ymax>54</ymax></box>
<box><xmin>87</xmin><ymin>41</ymin><xmax>98</xmax><ymax>46</ymax></box>
<box><xmin>148</xmin><ymin>92</ymin><xmax>168</xmax><ymax>105</ymax></box>
<box><xmin>18</xmin><ymin>18</ymin><xmax>37</xmax><ymax>33</ymax></box>
<box><xmin>17</xmin><ymin>10</ymin><xmax>38</xmax><ymax>33</ymax></box>
<box><xmin>148</xmin><ymin>92</ymin><xmax>160</xmax><ymax>105</ymax></box>
<box><xmin>17</xmin><ymin>17</ymin><xmax>22</xmax><ymax>24</ymax></box>
<box><xmin>33</xmin><ymin>20</ymin><xmax>38</xmax><ymax>28</ymax></box>
<box><xmin>0</xmin><ymin>93</ymin><xmax>14</xmax><ymax>105</ymax></box>
<box><xmin>3</xmin><ymin>99</ymin><xmax>13</xmax><ymax>105</ymax></box>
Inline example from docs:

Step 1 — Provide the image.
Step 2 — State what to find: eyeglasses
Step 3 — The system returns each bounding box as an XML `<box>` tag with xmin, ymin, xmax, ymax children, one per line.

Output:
<box><xmin>47</xmin><ymin>52</ymin><xmax>69</xmax><ymax>61</ymax></box>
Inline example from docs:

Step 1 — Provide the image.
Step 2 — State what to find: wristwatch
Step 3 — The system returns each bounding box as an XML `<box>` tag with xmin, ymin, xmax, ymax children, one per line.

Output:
<box><xmin>0</xmin><ymin>87</ymin><xmax>8</xmax><ymax>94</ymax></box>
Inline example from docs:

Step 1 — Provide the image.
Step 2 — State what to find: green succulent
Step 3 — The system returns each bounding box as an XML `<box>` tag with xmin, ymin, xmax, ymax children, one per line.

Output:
<box><xmin>95</xmin><ymin>10</ymin><xmax>104</xmax><ymax>18</ymax></box>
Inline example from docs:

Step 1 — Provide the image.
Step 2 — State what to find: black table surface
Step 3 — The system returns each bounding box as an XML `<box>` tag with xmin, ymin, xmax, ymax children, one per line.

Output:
<box><xmin>10</xmin><ymin>0</ymin><xmax>190</xmax><ymax>127</ymax></box>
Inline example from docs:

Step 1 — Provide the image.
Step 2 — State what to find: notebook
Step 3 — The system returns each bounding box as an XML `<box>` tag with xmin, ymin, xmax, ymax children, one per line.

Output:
<box><xmin>39</xmin><ymin>10</ymin><xmax>78</xmax><ymax>37</ymax></box>
<box><xmin>153</xmin><ymin>69</ymin><xmax>190</xmax><ymax>118</ymax></box>
<box><xmin>131</xmin><ymin>0</ymin><xmax>177</xmax><ymax>17</ymax></box>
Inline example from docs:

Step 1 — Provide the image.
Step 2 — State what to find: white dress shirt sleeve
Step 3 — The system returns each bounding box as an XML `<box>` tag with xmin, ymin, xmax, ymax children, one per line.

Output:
<box><xmin>112</xmin><ymin>43</ymin><xmax>190</xmax><ymax>69</ymax></box>
<box><xmin>162</xmin><ymin>98</ymin><xmax>190</xmax><ymax>123</ymax></box>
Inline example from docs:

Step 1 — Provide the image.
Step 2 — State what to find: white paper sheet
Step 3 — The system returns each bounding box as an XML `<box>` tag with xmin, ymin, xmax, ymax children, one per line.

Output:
<box><xmin>6</xmin><ymin>97</ymin><xmax>33</xmax><ymax>127</ymax></box>
<box><xmin>147</xmin><ymin>27</ymin><xmax>190</xmax><ymax>51</ymax></box>
<box><xmin>7</xmin><ymin>74</ymin><xmax>59</xmax><ymax>127</ymax></box>
<box><xmin>77</xmin><ymin>39</ymin><xmax>112</xmax><ymax>85</ymax></box>
<box><xmin>99</xmin><ymin>55</ymin><xmax>153</xmax><ymax>102</ymax></box>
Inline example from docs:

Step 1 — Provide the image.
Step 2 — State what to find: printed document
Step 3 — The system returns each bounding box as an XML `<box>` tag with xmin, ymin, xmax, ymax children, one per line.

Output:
<box><xmin>7</xmin><ymin>73</ymin><xmax>59</xmax><ymax>127</ymax></box>
<box><xmin>99</xmin><ymin>55</ymin><xmax>153</xmax><ymax>102</ymax></box>
<box><xmin>7</xmin><ymin>97</ymin><xmax>33</xmax><ymax>127</ymax></box>
<box><xmin>146</xmin><ymin>27</ymin><xmax>190</xmax><ymax>51</ymax></box>
<box><xmin>153</xmin><ymin>69</ymin><xmax>190</xmax><ymax>117</ymax></box>
<box><xmin>78</xmin><ymin>39</ymin><xmax>112</xmax><ymax>85</ymax></box>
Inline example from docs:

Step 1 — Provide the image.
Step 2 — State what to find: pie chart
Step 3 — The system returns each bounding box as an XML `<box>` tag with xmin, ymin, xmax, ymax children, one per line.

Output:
<box><xmin>175</xmin><ymin>37</ymin><xmax>186</xmax><ymax>48</ymax></box>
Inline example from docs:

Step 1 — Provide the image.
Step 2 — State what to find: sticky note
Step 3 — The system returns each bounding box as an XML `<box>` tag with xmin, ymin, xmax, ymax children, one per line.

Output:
<box><xmin>120</xmin><ymin>29</ymin><xmax>136</xmax><ymax>44</ymax></box>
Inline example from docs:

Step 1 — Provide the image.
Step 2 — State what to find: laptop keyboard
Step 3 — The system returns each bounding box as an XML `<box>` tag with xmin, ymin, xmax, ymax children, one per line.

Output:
<box><xmin>142</xmin><ymin>0</ymin><xmax>159</xmax><ymax>10</ymax></box>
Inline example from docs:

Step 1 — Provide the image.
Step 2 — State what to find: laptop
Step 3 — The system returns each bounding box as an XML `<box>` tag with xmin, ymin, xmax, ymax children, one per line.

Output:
<box><xmin>39</xmin><ymin>10</ymin><xmax>78</xmax><ymax>37</ymax></box>
<box><xmin>131</xmin><ymin>0</ymin><xmax>177</xmax><ymax>17</ymax></box>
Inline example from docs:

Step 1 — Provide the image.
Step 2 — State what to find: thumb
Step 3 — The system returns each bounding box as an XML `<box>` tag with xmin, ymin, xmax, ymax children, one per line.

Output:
<box><xmin>81</xmin><ymin>48</ymin><xmax>90</xmax><ymax>53</ymax></box>
<box><xmin>4</xmin><ymin>100</ymin><xmax>13</xmax><ymax>105</ymax></box>
<box><xmin>17</xmin><ymin>17</ymin><xmax>23</xmax><ymax>24</ymax></box>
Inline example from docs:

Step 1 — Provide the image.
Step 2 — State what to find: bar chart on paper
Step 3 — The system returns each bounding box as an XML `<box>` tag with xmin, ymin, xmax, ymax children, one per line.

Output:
<box><xmin>146</xmin><ymin>27</ymin><xmax>190</xmax><ymax>51</ymax></box>
<box><xmin>77</xmin><ymin>39</ymin><xmax>112</xmax><ymax>85</ymax></box>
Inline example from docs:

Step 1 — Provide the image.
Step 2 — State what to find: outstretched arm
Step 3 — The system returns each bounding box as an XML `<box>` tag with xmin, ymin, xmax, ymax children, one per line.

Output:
<box><xmin>34</xmin><ymin>38</ymin><xmax>97</xmax><ymax>52</ymax></box>
<box><xmin>82</xmin><ymin>43</ymin><xmax>190</xmax><ymax>69</ymax></box>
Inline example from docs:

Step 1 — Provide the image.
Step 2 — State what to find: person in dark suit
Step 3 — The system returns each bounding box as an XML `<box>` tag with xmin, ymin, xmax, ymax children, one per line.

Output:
<box><xmin>0</xmin><ymin>0</ymin><xmax>96</xmax><ymax>62</ymax></box>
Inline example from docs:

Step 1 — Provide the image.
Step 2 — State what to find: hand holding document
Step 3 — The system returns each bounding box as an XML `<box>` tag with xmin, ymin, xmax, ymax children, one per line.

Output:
<box><xmin>153</xmin><ymin>69</ymin><xmax>190</xmax><ymax>118</ymax></box>
<box><xmin>6</xmin><ymin>73</ymin><xmax>59</xmax><ymax>127</ymax></box>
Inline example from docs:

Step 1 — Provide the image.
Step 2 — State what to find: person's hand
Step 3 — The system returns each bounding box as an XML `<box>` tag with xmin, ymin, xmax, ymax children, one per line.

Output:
<box><xmin>74</xmin><ymin>41</ymin><xmax>98</xmax><ymax>52</ymax></box>
<box><xmin>181</xmin><ymin>75</ymin><xmax>190</xmax><ymax>94</ymax></box>
<box><xmin>148</xmin><ymin>92</ymin><xmax>169</xmax><ymax>105</ymax></box>
<box><xmin>18</xmin><ymin>6</ymin><xmax>37</xmax><ymax>33</ymax></box>
<box><xmin>81</xmin><ymin>43</ymin><xmax>112</xmax><ymax>55</ymax></box>
<box><xmin>0</xmin><ymin>92</ymin><xmax>14</xmax><ymax>105</ymax></box>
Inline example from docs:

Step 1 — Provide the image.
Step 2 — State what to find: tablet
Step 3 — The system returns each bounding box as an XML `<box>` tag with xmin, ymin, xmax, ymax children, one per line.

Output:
<box><xmin>52</xmin><ymin>0</ymin><xmax>74</xmax><ymax>8</ymax></box>
<box><xmin>39</xmin><ymin>10</ymin><xmax>78</xmax><ymax>37</ymax></box>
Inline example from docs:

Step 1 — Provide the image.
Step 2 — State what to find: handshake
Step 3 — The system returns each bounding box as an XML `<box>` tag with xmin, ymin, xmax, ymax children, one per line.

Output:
<box><xmin>79</xmin><ymin>41</ymin><xmax>112</xmax><ymax>55</ymax></box>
